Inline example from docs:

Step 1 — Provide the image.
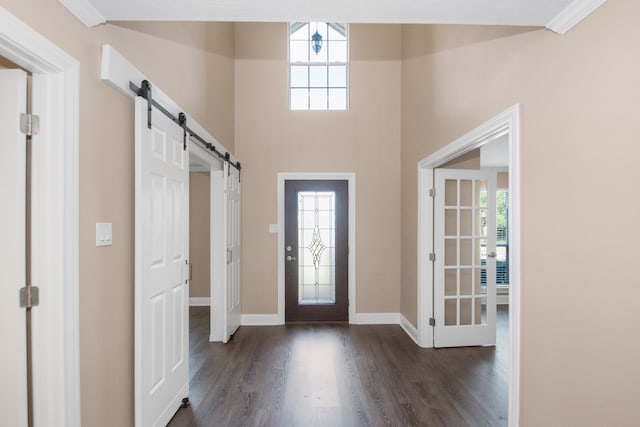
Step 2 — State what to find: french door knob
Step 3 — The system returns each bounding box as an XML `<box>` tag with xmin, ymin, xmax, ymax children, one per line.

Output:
<box><xmin>487</xmin><ymin>251</ymin><xmax>497</xmax><ymax>258</ymax></box>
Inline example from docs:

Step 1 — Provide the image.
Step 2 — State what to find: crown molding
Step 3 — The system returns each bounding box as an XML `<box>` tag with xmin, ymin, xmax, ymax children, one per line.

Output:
<box><xmin>58</xmin><ymin>0</ymin><xmax>105</xmax><ymax>27</ymax></box>
<box><xmin>546</xmin><ymin>0</ymin><xmax>607</xmax><ymax>34</ymax></box>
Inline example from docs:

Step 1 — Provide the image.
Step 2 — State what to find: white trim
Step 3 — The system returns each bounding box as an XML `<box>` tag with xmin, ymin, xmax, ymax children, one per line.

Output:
<box><xmin>546</xmin><ymin>0</ymin><xmax>607</xmax><ymax>34</ymax></box>
<box><xmin>417</xmin><ymin>104</ymin><xmax>520</xmax><ymax>427</ymax></box>
<box><xmin>241</xmin><ymin>314</ymin><xmax>281</xmax><ymax>326</ymax></box>
<box><xmin>277</xmin><ymin>173</ymin><xmax>356</xmax><ymax>324</ymax></box>
<box><xmin>351</xmin><ymin>313</ymin><xmax>399</xmax><ymax>325</ymax></box>
<box><xmin>0</xmin><ymin>5</ymin><xmax>80</xmax><ymax>427</ymax></box>
<box><xmin>400</xmin><ymin>314</ymin><xmax>420</xmax><ymax>346</ymax></box>
<box><xmin>189</xmin><ymin>297</ymin><xmax>211</xmax><ymax>307</ymax></box>
<box><xmin>100</xmin><ymin>44</ymin><xmax>239</xmax><ymax>168</ymax></box>
<box><xmin>57</xmin><ymin>0</ymin><xmax>106</xmax><ymax>28</ymax></box>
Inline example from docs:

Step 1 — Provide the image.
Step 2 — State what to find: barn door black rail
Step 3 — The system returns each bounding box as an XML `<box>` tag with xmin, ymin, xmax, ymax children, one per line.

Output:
<box><xmin>129</xmin><ymin>80</ymin><xmax>241</xmax><ymax>174</ymax></box>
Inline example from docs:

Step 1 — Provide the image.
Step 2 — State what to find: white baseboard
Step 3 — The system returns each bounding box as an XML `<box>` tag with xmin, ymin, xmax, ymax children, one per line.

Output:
<box><xmin>350</xmin><ymin>312</ymin><xmax>400</xmax><ymax>325</ymax></box>
<box><xmin>399</xmin><ymin>314</ymin><xmax>419</xmax><ymax>345</ymax></box>
<box><xmin>189</xmin><ymin>297</ymin><xmax>210</xmax><ymax>306</ymax></box>
<box><xmin>240</xmin><ymin>314</ymin><xmax>280</xmax><ymax>326</ymax></box>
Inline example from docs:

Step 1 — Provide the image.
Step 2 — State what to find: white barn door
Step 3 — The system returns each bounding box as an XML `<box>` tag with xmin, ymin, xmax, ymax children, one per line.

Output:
<box><xmin>0</xmin><ymin>69</ymin><xmax>28</xmax><ymax>427</ymax></box>
<box><xmin>434</xmin><ymin>168</ymin><xmax>497</xmax><ymax>347</ymax></box>
<box><xmin>135</xmin><ymin>97</ymin><xmax>189</xmax><ymax>426</ymax></box>
<box><xmin>224</xmin><ymin>163</ymin><xmax>241</xmax><ymax>342</ymax></box>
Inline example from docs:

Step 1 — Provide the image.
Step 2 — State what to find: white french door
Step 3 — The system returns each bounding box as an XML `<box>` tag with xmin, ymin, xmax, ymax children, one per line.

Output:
<box><xmin>0</xmin><ymin>69</ymin><xmax>28</xmax><ymax>427</ymax></box>
<box><xmin>433</xmin><ymin>168</ymin><xmax>497</xmax><ymax>347</ymax></box>
<box><xmin>224</xmin><ymin>163</ymin><xmax>241</xmax><ymax>342</ymax></box>
<box><xmin>134</xmin><ymin>97</ymin><xmax>189</xmax><ymax>426</ymax></box>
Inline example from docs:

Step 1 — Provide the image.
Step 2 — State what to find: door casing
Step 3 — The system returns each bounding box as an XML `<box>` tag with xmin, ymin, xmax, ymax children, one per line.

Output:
<box><xmin>277</xmin><ymin>173</ymin><xmax>356</xmax><ymax>324</ymax></box>
<box><xmin>0</xmin><ymin>6</ymin><xmax>80</xmax><ymax>426</ymax></box>
<box><xmin>417</xmin><ymin>104</ymin><xmax>521</xmax><ymax>426</ymax></box>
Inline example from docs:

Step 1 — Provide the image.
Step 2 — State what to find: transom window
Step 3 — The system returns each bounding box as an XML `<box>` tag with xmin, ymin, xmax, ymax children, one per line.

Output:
<box><xmin>289</xmin><ymin>22</ymin><xmax>348</xmax><ymax>110</ymax></box>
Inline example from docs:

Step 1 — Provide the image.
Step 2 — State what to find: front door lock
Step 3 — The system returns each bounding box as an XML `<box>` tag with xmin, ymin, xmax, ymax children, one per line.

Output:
<box><xmin>286</xmin><ymin>255</ymin><xmax>296</xmax><ymax>262</ymax></box>
<box><xmin>286</xmin><ymin>245</ymin><xmax>292</xmax><ymax>252</ymax></box>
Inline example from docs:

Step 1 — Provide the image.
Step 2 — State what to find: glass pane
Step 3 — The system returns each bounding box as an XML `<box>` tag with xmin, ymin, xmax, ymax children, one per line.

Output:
<box><xmin>328</xmin><ymin>41</ymin><xmax>347</xmax><ymax>62</ymax></box>
<box><xmin>309</xmin><ymin>66</ymin><xmax>328</xmax><ymax>87</ymax></box>
<box><xmin>476</xmin><ymin>208</ymin><xmax>487</xmax><ymax>237</ymax></box>
<box><xmin>445</xmin><ymin>299</ymin><xmax>457</xmax><ymax>326</ymax></box>
<box><xmin>460</xmin><ymin>268</ymin><xmax>472</xmax><ymax>295</ymax></box>
<box><xmin>328</xmin><ymin>66</ymin><xmax>346</xmax><ymax>87</ymax></box>
<box><xmin>309</xmin><ymin>89</ymin><xmax>327</xmax><ymax>110</ymax></box>
<box><xmin>476</xmin><ymin>238</ymin><xmax>487</xmax><ymax>265</ymax></box>
<box><xmin>309</xmin><ymin>33</ymin><xmax>328</xmax><ymax>63</ymax></box>
<box><xmin>290</xmin><ymin>66</ymin><xmax>308</xmax><ymax>88</ymax></box>
<box><xmin>445</xmin><ymin>179</ymin><xmax>457</xmax><ymax>206</ymax></box>
<box><xmin>327</xmin><ymin>24</ymin><xmax>346</xmax><ymax>41</ymax></box>
<box><xmin>445</xmin><ymin>269</ymin><xmax>457</xmax><ymax>297</ymax></box>
<box><xmin>290</xmin><ymin>89</ymin><xmax>308</xmax><ymax>110</ymax></box>
<box><xmin>475</xmin><ymin>268</ymin><xmax>483</xmax><ymax>293</ymax></box>
<box><xmin>445</xmin><ymin>209</ymin><xmax>457</xmax><ymax>236</ymax></box>
<box><xmin>460</xmin><ymin>180</ymin><xmax>472</xmax><ymax>206</ymax></box>
<box><xmin>478</xmin><ymin>296</ymin><xmax>487</xmax><ymax>325</ymax></box>
<box><xmin>328</xmin><ymin>89</ymin><xmax>347</xmax><ymax>110</ymax></box>
<box><xmin>460</xmin><ymin>238</ymin><xmax>472</xmax><ymax>265</ymax></box>
<box><xmin>460</xmin><ymin>298</ymin><xmax>472</xmax><ymax>326</ymax></box>
<box><xmin>474</xmin><ymin>298</ymin><xmax>483</xmax><ymax>325</ymax></box>
<box><xmin>459</xmin><ymin>209</ymin><xmax>472</xmax><ymax>236</ymax></box>
<box><xmin>445</xmin><ymin>239</ymin><xmax>457</xmax><ymax>266</ymax></box>
<box><xmin>290</xmin><ymin>23</ymin><xmax>309</xmax><ymax>40</ymax></box>
<box><xmin>477</xmin><ymin>180</ymin><xmax>488</xmax><ymax>207</ymax></box>
<box><xmin>290</xmin><ymin>40</ymin><xmax>309</xmax><ymax>62</ymax></box>
<box><xmin>297</xmin><ymin>191</ymin><xmax>336</xmax><ymax>304</ymax></box>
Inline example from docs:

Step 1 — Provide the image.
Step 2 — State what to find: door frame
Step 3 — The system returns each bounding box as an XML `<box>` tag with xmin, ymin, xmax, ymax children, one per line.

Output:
<box><xmin>0</xmin><ymin>5</ymin><xmax>80</xmax><ymax>426</ymax></box>
<box><xmin>277</xmin><ymin>173</ymin><xmax>356</xmax><ymax>324</ymax></box>
<box><xmin>417</xmin><ymin>104</ymin><xmax>521</xmax><ymax>425</ymax></box>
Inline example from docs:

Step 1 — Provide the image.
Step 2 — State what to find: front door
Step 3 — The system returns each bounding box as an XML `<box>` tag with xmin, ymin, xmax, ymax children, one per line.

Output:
<box><xmin>433</xmin><ymin>168</ymin><xmax>497</xmax><ymax>347</ymax></box>
<box><xmin>285</xmin><ymin>180</ymin><xmax>348</xmax><ymax>321</ymax></box>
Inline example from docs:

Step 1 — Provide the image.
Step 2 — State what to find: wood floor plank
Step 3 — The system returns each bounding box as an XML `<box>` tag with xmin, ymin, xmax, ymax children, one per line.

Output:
<box><xmin>168</xmin><ymin>307</ymin><xmax>509</xmax><ymax>427</ymax></box>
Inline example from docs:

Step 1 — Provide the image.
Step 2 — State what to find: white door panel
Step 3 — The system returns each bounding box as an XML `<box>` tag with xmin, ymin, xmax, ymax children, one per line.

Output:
<box><xmin>224</xmin><ymin>163</ymin><xmax>241</xmax><ymax>342</ymax></box>
<box><xmin>0</xmin><ymin>69</ymin><xmax>28</xmax><ymax>427</ymax></box>
<box><xmin>135</xmin><ymin>97</ymin><xmax>189</xmax><ymax>426</ymax></box>
<box><xmin>434</xmin><ymin>168</ymin><xmax>497</xmax><ymax>347</ymax></box>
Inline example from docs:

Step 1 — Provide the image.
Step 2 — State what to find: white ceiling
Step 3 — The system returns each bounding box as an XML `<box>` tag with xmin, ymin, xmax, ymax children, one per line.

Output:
<box><xmin>61</xmin><ymin>0</ymin><xmax>606</xmax><ymax>33</ymax></box>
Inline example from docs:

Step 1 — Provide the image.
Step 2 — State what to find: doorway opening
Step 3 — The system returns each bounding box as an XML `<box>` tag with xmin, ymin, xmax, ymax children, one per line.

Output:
<box><xmin>417</xmin><ymin>104</ymin><xmax>520</xmax><ymax>425</ymax></box>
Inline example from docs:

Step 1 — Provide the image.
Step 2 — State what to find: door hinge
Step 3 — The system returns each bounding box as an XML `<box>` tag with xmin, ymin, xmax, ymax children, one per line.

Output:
<box><xmin>19</xmin><ymin>286</ymin><xmax>40</xmax><ymax>308</ymax></box>
<box><xmin>429</xmin><ymin>188</ymin><xmax>435</xmax><ymax>198</ymax></box>
<box><xmin>20</xmin><ymin>113</ymin><xmax>40</xmax><ymax>137</ymax></box>
<box><xmin>429</xmin><ymin>252</ymin><xmax>436</xmax><ymax>262</ymax></box>
<box><xmin>429</xmin><ymin>317</ymin><xmax>435</xmax><ymax>326</ymax></box>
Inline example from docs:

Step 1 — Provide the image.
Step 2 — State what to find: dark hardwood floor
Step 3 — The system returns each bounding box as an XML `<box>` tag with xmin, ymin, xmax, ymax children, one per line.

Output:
<box><xmin>168</xmin><ymin>307</ymin><xmax>509</xmax><ymax>427</ymax></box>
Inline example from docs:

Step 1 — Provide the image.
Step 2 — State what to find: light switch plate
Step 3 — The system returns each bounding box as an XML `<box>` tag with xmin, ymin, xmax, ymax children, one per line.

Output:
<box><xmin>96</xmin><ymin>222</ymin><xmax>113</xmax><ymax>247</ymax></box>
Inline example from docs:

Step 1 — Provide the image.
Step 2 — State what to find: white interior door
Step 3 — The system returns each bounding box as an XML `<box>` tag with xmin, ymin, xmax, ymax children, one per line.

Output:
<box><xmin>434</xmin><ymin>168</ymin><xmax>497</xmax><ymax>347</ymax></box>
<box><xmin>135</xmin><ymin>97</ymin><xmax>189</xmax><ymax>426</ymax></box>
<box><xmin>224</xmin><ymin>163</ymin><xmax>241</xmax><ymax>342</ymax></box>
<box><xmin>0</xmin><ymin>69</ymin><xmax>28</xmax><ymax>427</ymax></box>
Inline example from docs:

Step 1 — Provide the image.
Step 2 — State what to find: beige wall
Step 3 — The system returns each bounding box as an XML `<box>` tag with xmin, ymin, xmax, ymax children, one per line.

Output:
<box><xmin>401</xmin><ymin>0</ymin><xmax>640</xmax><ymax>425</ymax></box>
<box><xmin>189</xmin><ymin>172</ymin><xmax>211</xmax><ymax>298</ymax></box>
<box><xmin>235</xmin><ymin>23</ymin><xmax>402</xmax><ymax>314</ymax></box>
<box><xmin>0</xmin><ymin>1</ymin><xmax>235</xmax><ymax>425</ymax></box>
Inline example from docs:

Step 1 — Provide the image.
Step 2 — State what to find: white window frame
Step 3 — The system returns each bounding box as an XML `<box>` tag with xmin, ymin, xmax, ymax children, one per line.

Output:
<box><xmin>288</xmin><ymin>22</ymin><xmax>349</xmax><ymax>111</ymax></box>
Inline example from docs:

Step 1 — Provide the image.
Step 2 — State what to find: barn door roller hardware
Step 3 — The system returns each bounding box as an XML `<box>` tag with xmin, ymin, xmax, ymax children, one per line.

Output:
<box><xmin>129</xmin><ymin>80</ymin><xmax>241</xmax><ymax>174</ymax></box>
